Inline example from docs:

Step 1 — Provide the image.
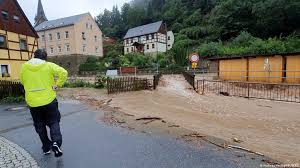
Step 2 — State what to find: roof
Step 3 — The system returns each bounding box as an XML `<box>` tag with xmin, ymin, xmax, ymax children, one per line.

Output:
<box><xmin>208</xmin><ymin>52</ymin><xmax>300</xmax><ymax>60</ymax></box>
<box><xmin>124</xmin><ymin>21</ymin><xmax>163</xmax><ymax>39</ymax></box>
<box><xmin>10</xmin><ymin>0</ymin><xmax>39</xmax><ymax>37</ymax></box>
<box><xmin>35</xmin><ymin>13</ymin><xmax>89</xmax><ymax>31</ymax></box>
<box><xmin>34</xmin><ymin>0</ymin><xmax>48</xmax><ymax>26</ymax></box>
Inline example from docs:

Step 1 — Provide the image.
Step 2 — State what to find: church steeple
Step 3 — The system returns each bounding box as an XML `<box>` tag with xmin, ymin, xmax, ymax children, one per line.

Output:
<box><xmin>34</xmin><ymin>0</ymin><xmax>48</xmax><ymax>27</ymax></box>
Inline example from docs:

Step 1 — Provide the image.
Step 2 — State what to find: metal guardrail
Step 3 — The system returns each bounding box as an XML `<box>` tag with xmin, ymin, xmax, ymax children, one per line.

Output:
<box><xmin>196</xmin><ymin>80</ymin><xmax>300</xmax><ymax>103</ymax></box>
<box><xmin>182</xmin><ymin>71</ymin><xmax>196</xmax><ymax>90</ymax></box>
<box><xmin>192</xmin><ymin>70</ymin><xmax>300</xmax><ymax>83</ymax></box>
<box><xmin>153</xmin><ymin>73</ymin><xmax>162</xmax><ymax>90</ymax></box>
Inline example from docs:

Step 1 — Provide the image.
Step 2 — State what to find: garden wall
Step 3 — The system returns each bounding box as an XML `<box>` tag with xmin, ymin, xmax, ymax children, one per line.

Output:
<box><xmin>48</xmin><ymin>54</ymin><xmax>88</xmax><ymax>76</ymax></box>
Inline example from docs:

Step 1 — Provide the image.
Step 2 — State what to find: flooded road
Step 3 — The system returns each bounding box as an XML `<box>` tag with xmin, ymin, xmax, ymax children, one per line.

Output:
<box><xmin>109</xmin><ymin>75</ymin><xmax>300</xmax><ymax>163</ymax></box>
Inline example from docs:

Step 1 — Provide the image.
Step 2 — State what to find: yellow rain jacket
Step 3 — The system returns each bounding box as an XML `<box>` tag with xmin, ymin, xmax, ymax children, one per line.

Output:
<box><xmin>20</xmin><ymin>58</ymin><xmax>68</xmax><ymax>107</ymax></box>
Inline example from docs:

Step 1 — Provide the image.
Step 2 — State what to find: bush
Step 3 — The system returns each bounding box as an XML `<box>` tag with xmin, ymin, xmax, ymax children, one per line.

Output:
<box><xmin>124</xmin><ymin>53</ymin><xmax>154</xmax><ymax>69</ymax></box>
<box><xmin>247</xmin><ymin>38</ymin><xmax>286</xmax><ymax>55</ymax></box>
<box><xmin>284</xmin><ymin>35</ymin><xmax>300</xmax><ymax>52</ymax></box>
<box><xmin>173</xmin><ymin>39</ymin><xmax>198</xmax><ymax>49</ymax></box>
<box><xmin>86</xmin><ymin>56</ymin><xmax>98</xmax><ymax>63</ymax></box>
<box><xmin>172</xmin><ymin>45</ymin><xmax>189</xmax><ymax>66</ymax></box>
<box><xmin>198</xmin><ymin>42</ymin><xmax>223</xmax><ymax>57</ymax></box>
<box><xmin>155</xmin><ymin>53</ymin><xmax>168</xmax><ymax>68</ymax></box>
<box><xmin>230</xmin><ymin>31</ymin><xmax>257</xmax><ymax>47</ymax></box>
<box><xmin>0</xmin><ymin>96</ymin><xmax>25</xmax><ymax>104</ymax></box>
<box><xmin>79</xmin><ymin>63</ymin><xmax>98</xmax><ymax>71</ymax></box>
<box><xmin>95</xmin><ymin>75</ymin><xmax>107</xmax><ymax>88</ymax></box>
<box><xmin>63</xmin><ymin>80</ymin><xmax>95</xmax><ymax>88</ymax></box>
<box><xmin>264</xmin><ymin>38</ymin><xmax>287</xmax><ymax>54</ymax></box>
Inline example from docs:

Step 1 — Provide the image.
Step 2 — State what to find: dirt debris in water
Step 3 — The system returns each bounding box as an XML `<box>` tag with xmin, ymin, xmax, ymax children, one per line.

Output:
<box><xmin>58</xmin><ymin>74</ymin><xmax>300</xmax><ymax>164</ymax></box>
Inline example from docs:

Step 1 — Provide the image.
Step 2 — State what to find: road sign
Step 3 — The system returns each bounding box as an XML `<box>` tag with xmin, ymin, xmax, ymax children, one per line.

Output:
<box><xmin>189</xmin><ymin>53</ymin><xmax>200</xmax><ymax>63</ymax></box>
<box><xmin>192</xmin><ymin>62</ymin><xmax>198</xmax><ymax>69</ymax></box>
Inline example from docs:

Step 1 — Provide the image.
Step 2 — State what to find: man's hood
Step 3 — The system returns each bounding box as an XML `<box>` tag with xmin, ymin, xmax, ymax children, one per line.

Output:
<box><xmin>23</xmin><ymin>58</ymin><xmax>46</xmax><ymax>71</ymax></box>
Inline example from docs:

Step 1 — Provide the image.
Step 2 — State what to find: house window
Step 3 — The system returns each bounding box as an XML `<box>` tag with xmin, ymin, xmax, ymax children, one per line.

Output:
<box><xmin>1</xmin><ymin>11</ymin><xmax>8</xmax><ymax>20</ymax></box>
<box><xmin>146</xmin><ymin>35</ymin><xmax>149</xmax><ymax>40</ymax></box>
<box><xmin>152</xmin><ymin>34</ymin><xmax>155</xmax><ymax>39</ymax></box>
<box><xmin>48</xmin><ymin>34</ymin><xmax>52</xmax><ymax>41</ymax></box>
<box><xmin>57</xmin><ymin>32</ymin><xmax>61</xmax><ymax>40</ymax></box>
<box><xmin>41</xmin><ymin>35</ymin><xmax>45</xmax><ymax>41</ymax></box>
<box><xmin>82</xmin><ymin>45</ymin><xmax>86</xmax><ymax>52</ymax></box>
<box><xmin>65</xmin><ymin>31</ymin><xmax>69</xmax><ymax>39</ymax></box>
<box><xmin>131</xmin><ymin>47</ymin><xmax>133</xmax><ymax>52</ymax></box>
<box><xmin>127</xmin><ymin>48</ymin><xmax>129</xmax><ymax>52</ymax></box>
<box><xmin>95</xmin><ymin>47</ymin><xmax>99</xmax><ymax>53</ymax></box>
<box><xmin>90</xmin><ymin>25</ymin><xmax>93</xmax><ymax>29</ymax></box>
<box><xmin>0</xmin><ymin>35</ymin><xmax>7</xmax><ymax>48</ymax></box>
<box><xmin>58</xmin><ymin>46</ymin><xmax>62</xmax><ymax>53</ymax></box>
<box><xmin>13</xmin><ymin>15</ymin><xmax>20</xmax><ymax>23</ymax></box>
<box><xmin>65</xmin><ymin>44</ymin><xmax>70</xmax><ymax>52</ymax></box>
<box><xmin>94</xmin><ymin>36</ymin><xmax>97</xmax><ymax>42</ymax></box>
<box><xmin>152</xmin><ymin>44</ymin><xmax>155</xmax><ymax>49</ymax></box>
<box><xmin>168</xmin><ymin>36</ymin><xmax>170</xmax><ymax>40</ymax></box>
<box><xmin>20</xmin><ymin>39</ymin><xmax>27</xmax><ymax>50</ymax></box>
<box><xmin>82</xmin><ymin>32</ymin><xmax>86</xmax><ymax>40</ymax></box>
<box><xmin>86</xmin><ymin>23</ymin><xmax>89</xmax><ymax>29</ymax></box>
<box><xmin>147</xmin><ymin>44</ymin><xmax>149</xmax><ymax>49</ymax></box>
<box><xmin>1</xmin><ymin>65</ymin><xmax>10</xmax><ymax>77</ymax></box>
<box><xmin>131</xmin><ymin>38</ymin><xmax>133</xmax><ymax>43</ymax></box>
<box><xmin>50</xmin><ymin>47</ymin><xmax>54</xmax><ymax>54</ymax></box>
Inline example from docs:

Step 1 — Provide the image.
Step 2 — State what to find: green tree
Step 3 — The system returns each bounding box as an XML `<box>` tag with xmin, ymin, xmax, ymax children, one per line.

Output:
<box><xmin>252</xmin><ymin>0</ymin><xmax>300</xmax><ymax>37</ymax></box>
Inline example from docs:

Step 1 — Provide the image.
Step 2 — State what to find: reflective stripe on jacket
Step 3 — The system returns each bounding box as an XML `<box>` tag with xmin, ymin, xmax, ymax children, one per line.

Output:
<box><xmin>20</xmin><ymin>59</ymin><xmax>68</xmax><ymax>107</ymax></box>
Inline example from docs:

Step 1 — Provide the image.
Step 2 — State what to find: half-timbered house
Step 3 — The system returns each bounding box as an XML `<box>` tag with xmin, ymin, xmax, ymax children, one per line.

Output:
<box><xmin>0</xmin><ymin>0</ymin><xmax>39</xmax><ymax>80</ymax></box>
<box><xmin>124</xmin><ymin>21</ymin><xmax>174</xmax><ymax>55</ymax></box>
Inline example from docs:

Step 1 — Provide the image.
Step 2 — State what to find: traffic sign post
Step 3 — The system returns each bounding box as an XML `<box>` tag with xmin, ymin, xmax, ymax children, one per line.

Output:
<box><xmin>189</xmin><ymin>53</ymin><xmax>200</xmax><ymax>74</ymax></box>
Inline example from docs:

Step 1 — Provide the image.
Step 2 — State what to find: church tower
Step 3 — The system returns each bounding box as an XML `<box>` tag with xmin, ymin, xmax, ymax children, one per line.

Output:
<box><xmin>34</xmin><ymin>0</ymin><xmax>48</xmax><ymax>27</ymax></box>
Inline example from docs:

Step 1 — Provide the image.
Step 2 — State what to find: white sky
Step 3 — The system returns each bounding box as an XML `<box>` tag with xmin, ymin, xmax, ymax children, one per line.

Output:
<box><xmin>18</xmin><ymin>0</ymin><xmax>131</xmax><ymax>24</ymax></box>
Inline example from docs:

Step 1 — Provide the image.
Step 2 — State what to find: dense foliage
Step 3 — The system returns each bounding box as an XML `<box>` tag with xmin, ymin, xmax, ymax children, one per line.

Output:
<box><xmin>96</xmin><ymin>0</ymin><xmax>300</xmax><ymax>41</ymax></box>
<box><xmin>197</xmin><ymin>32</ymin><xmax>300</xmax><ymax>57</ymax></box>
<box><xmin>92</xmin><ymin>0</ymin><xmax>299</xmax><ymax>69</ymax></box>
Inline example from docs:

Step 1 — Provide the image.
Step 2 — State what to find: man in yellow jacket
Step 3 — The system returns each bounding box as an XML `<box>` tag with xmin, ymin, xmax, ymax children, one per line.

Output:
<box><xmin>20</xmin><ymin>49</ymin><xmax>68</xmax><ymax>157</ymax></box>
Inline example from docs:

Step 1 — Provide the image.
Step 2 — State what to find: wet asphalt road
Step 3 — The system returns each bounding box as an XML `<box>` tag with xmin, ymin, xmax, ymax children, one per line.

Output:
<box><xmin>0</xmin><ymin>100</ymin><xmax>266</xmax><ymax>168</ymax></box>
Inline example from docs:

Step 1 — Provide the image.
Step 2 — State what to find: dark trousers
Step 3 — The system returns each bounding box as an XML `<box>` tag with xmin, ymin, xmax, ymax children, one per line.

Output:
<box><xmin>30</xmin><ymin>99</ymin><xmax>62</xmax><ymax>151</ymax></box>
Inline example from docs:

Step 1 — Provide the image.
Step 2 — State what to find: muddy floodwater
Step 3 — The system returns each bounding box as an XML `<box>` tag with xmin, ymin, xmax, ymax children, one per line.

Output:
<box><xmin>59</xmin><ymin>75</ymin><xmax>300</xmax><ymax>164</ymax></box>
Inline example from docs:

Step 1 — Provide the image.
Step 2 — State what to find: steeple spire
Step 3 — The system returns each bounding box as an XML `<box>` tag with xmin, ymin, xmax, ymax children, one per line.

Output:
<box><xmin>34</xmin><ymin>0</ymin><xmax>48</xmax><ymax>27</ymax></box>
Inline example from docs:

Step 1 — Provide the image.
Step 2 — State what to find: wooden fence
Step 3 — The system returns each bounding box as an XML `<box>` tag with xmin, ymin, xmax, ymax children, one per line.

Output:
<box><xmin>0</xmin><ymin>80</ymin><xmax>24</xmax><ymax>99</ymax></box>
<box><xmin>107</xmin><ymin>77</ymin><xmax>151</xmax><ymax>94</ymax></box>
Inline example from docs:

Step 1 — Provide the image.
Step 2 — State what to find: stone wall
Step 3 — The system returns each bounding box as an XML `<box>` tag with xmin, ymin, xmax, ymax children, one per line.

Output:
<box><xmin>47</xmin><ymin>54</ymin><xmax>88</xmax><ymax>76</ymax></box>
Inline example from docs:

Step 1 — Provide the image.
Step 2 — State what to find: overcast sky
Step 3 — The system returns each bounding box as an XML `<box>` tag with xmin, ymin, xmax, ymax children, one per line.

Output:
<box><xmin>18</xmin><ymin>0</ymin><xmax>130</xmax><ymax>24</ymax></box>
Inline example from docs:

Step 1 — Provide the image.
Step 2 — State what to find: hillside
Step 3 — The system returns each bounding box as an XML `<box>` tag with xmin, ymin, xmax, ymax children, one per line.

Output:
<box><xmin>89</xmin><ymin>0</ymin><xmax>300</xmax><ymax>69</ymax></box>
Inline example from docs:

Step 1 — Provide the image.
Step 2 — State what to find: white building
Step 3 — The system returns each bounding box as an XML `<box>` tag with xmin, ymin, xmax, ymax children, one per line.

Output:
<box><xmin>124</xmin><ymin>21</ymin><xmax>174</xmax><ymax>55</ymax></box>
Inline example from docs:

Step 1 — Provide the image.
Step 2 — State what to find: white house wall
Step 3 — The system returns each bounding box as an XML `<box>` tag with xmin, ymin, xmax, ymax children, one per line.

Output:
<box><xmin>167</xmin><ymin>31</ymin><xmax>174</xmax><ymax>50</ymax></box>
<box><xmin>124</xmin><ymin>31</ymin><xmax>174</xmax><ymax>55</ymax></box>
